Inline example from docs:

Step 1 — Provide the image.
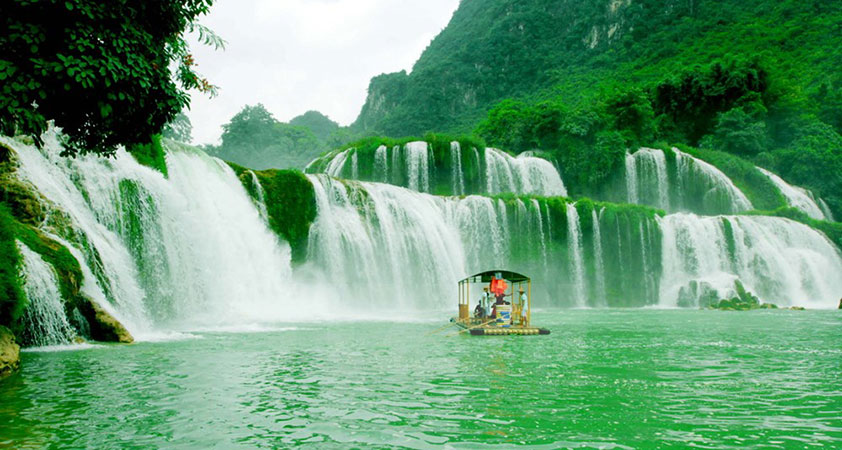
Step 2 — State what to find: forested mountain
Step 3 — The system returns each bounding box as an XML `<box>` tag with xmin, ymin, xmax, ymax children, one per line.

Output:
<box><xmin>354</xmin><ymin>0</ymin><xmax>841</xmax><ymax>136</ymax></box>
<box><xmin>349</xmin><ymin>0</ymin><xmax>842</xmax><ymax>217</ymax></box>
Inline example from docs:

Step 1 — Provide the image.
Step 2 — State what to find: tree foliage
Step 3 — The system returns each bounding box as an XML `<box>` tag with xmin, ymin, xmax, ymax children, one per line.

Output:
<box><xmin>163</xmin><ymin>112</ymin><xmax>193</xmax><ymax>143</ymax></box>
<box><xmin>209</xmin><ymin>104</ymin><xmax>330</xmax><ymax>170</ymax></box>
<box><xmin>0</xmin><ymin>0</ymin><xmax>218</xmax><ymax>156</ymax></box>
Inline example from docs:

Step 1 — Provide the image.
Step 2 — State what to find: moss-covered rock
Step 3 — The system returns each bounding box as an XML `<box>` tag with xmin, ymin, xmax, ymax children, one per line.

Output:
<box><xmin>228</xmin><ymin>162</ymin><xmax>317</xmax><ymax>263</ymax></box>
<box><xmin>128</xmin><ymin>135</ymin><xmax>168</xmax><ymax>177</ymax></box>
<box><xmin>0</xmin><ymin>203</ymin><xmax>26</xmax><ymax>330</ymax></box>
<box><xmin>0</xmin><ymin>325</ymin><xmax>20</xmax><ymax>378</ymax></box>
<box><xmin>77</xmin><ymin>296</ymin><xmax>133</xmax><ymax>343</ymax></box>
<box><xmin>707</xmin><ymin>280</ymin><xmax>781</xmax><ymax>310</ymax></box>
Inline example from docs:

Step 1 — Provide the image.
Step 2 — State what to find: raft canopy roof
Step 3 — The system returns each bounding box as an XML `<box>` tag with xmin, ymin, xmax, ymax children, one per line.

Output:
<box><xmin>460</xmin><ymin>270</ymin><xmax>530</xmax><ymax>284</ymax></box>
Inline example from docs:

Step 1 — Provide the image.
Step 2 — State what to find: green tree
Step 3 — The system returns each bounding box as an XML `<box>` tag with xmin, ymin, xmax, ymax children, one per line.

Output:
<box><xmin>289</xmin><ymin>111</ymin><xmax>339</xmax><ymax>143</ymax></box>
<box><xmin>703</xmin><ymin>105</ymin><xmax>768</xmax><ymax>156</ymax></box>
<box><xmin>653</xmin><ymin>59</ymin><xmax>769</xmax><ymax>145</ymax></box>
<box><xmin>163</xmin><ymin>112</ymin><xmax>193</xmax><ymax>143</ymax></box>
<box><xmin>0</xmin><ymin>0</ymin><xmax>220</xmax><ymax>156</ymax></box>
<box><xmin>603</xmin><ymin>87</ymin><xmax>656</xmax><ymax>146</ymax></box>
<box><xmin>215</xmin><ymin>104</ymin><xmax>325</xmax><ymax>169</ymax></box>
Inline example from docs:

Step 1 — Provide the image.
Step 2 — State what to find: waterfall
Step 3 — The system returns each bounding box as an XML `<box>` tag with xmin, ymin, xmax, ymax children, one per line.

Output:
<box><xmin>757</xmin><ymin>167</ymin><xmax>831</xmax><ymax>221</ymax></box>
<box><xmin>531</xmin><ymin>199</ymin><xmax>548</xmax><ymax>267</ymax></box>
<box><xmin>305</xmin><ymin>176</ymin><xmax>601</xmax><ymax>308</ymax></box>
<box><xmin>6</xmin><ymin>128</ymin><xmax>841</xmax><ymax>329</ymax></box>
<box><xmin>673</xmin><ymin>149</ymin><xmax>752</xmax><ymax>214</ymax></box>
<box><xmin>592</xmin><ymin>208</ymin><xmax>607</xmax><ymax>306</ymax></box>
<box><xmin>17</xmin><ymin>241</ymin><xmax>76</xmax><ymax>346</ymax></box>
<box><xmin>247</xmin><ymin>170</ymin><xmax>269</xmax><ymax>222</ymax></box>
<box><xmin>624</xmin><ymin>147</ymin><xmax>752</xmax><ymax>214</ymax></box>
<box><xmin>625</xmin><ymin>148</ymin><xmax>669</xmax><ymax>210</ymax></box>
<box><xmin>306</xmin><ymin>175</ymin><xmax>464</xmax><ymax>310</ymax></box>
<box><xmin>451</xmin><ymin>141</ymin><xmax>465</xmax><ymax>196</ymax></box>
<box><xmin>819</xmin><ymin>199</ymin><xmax>835</xmax><ymax>222</ymax></box>
<box><xmin>566</xmin><ymin>204</ymin><xmax>587</xmax><ymax>307</ymax></box>
<box><xmin>5</xmin><ymin>132</ymin><xmax>299</xmax><ymax>335</ymax></box>
<box><xmin>658</xmin><ymin>213</ymin><xmax>842</xmax><ymax>308</ymax></box>
<box><xmin>485</xmin><ymin>148</ymin><xmax>567</xmax><ymax>196</ymax></box>
<box><xmin>404</xmin><ymin>141</ymin><xmax>431</xmax><ymax>192</ymax></box>
<box><xmin>324</xmin><ymin>148</ymin><xmax>351</xmax><ymax>177</ymax></box>
<box><xmin>374</xmin><ymin>145</ymin><xmax>388</xmax><ymax>182</ymax></box>
<box><xmin>625</xmin><ymin>152</ymin><xmax>639</xmax><ymax>204</ymax></box>
<box><xmin>350</xmin><ymin>151</ymin><xmax>359</xmax><ymax>180</ymax></box>
<box><xmin>308</xmin><ymin>142</ymin><xmax>567</xmax><ymax>197</ymax></box>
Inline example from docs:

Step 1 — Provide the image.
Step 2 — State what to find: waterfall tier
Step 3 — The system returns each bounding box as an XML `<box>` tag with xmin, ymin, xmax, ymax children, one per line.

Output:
<box><xmin>4</xmin><ymin>133</ymin><xmax>842</xmax><ymax>347</ymax></box>
<box><xmin>659</xmin><ymin>214</ymin><xmax>842</xmax><ymax>308</ymax></box>
<box><xmin>757</xmin><ymin>167</ymin><xmax>834</xmax><ymax>221</ymax></box>
<box><xmin>307</xmin><ymin>141</ymin><xmax>567</xmax><ymax>197</ymax></box>
<box><xmin>624</xmin><ymin>147</ymin><xmax>753</xmax><ymax>214</ymax></box>
<box><xmin>4</xmin><ymin>133</ymin><xmax>299</xmax><ymax>338</ymax></box>
<box><xmin>306</xmin><ymin>176</ymin><xmax>840</xmax><ymax>309</ymax></box>
<box><xmin>16</xmin><ymin>241</ymin><xmax>76</xmax><ymax>347</ymax></box>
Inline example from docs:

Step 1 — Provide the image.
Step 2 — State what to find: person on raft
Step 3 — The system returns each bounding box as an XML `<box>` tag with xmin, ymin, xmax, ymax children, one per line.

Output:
<box><xmin>474</xmin><ymin>303</ymin><xmax>485</xmax><ymax>319</ymax></box>
<box><xmin>518</xmin><ymin>287</ymin><xmax>528</xmax><ymax>323</ymax></box>
<box><xmin>491</xmin><ymin>291</ymin><xmax>511</xmax><ymax>318</ymax></box>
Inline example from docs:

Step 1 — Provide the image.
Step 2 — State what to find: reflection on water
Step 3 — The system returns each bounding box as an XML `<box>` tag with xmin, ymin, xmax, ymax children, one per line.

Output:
<box><xmin>1</xmin><ymin>310</ymin><xmax>841</xmax><ymax>448</ymax></box>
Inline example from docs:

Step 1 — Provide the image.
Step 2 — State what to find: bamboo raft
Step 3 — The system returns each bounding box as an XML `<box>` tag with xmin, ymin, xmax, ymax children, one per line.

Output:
<box><xmin>452</xmin><ymin>318</ymin><xmax>550</xmax><ymax>336</ymax></box>
<box><xmin>452</xmin><ymin>270</ymin><xmax>550</xmax><ymax>337</ymax></box>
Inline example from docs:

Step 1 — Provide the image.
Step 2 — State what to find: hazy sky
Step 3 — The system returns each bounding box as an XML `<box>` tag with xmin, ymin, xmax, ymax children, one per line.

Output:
<box><xmin>185</xmin><ymin>0</ymin><xmax>460</xmax><ymax>145</ymax></box>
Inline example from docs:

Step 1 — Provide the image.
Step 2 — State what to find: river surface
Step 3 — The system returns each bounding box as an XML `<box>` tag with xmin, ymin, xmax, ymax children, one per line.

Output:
<box><xmin>1</xmin><ymin>310</ymin><xmax>841</xmax><ymax>448</ymax></box>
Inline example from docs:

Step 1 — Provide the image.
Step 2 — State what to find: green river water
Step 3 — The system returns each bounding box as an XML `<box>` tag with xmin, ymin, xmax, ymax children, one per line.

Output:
<box><xmin>1</xmin><ymin>310</ymin><xmax>841</xmax><ymax>448</ymax></box>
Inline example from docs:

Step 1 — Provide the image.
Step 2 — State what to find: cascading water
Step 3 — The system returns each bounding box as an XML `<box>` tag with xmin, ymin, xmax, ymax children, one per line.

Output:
<box><xmin>624</xmin><ymin>147</ymin><xmax>753</xmax><ymax>214</ymax></box>
<box><xmin>819</xmin><ymin>199</ymin><xmax>835</xmax><ymax>222</ymax></box>
<box><xmin>591</xmin><ymin>208</ymin><xmax>607</xmax><ymax>306</ymax></box>
<box><xmin>350</xmin><ymin>151</ymin><xmax>360</xmax><ymax>180</ymax></box>
<box><xmin>305</xmin><ymin>175</ymin><xmax>464</xmax><ymax>310</ymax></box>
<box><xmin>565</xmin><ymin>204</ymin><xmax>587</xmax><ymax>307</ymax></box>
<box><xmin>625</xmin><ymin>152</ymin><xmax>639</xmax><ymax>204</ymax></box>
<box><xmin>658</xmin><ymin>213</ymin><xmax>842</xmax><ymax>308</ymax></box>
<box><xmin>757</xmin><ymin>167</ymin><xmax>833</xmax><ymax>221</ymax></box>
<box><xmin>325</xmin><ymin>148</ymin><xmax>351</xmax><ymax>177</ymax></box>
<box><xmin>374</xmin><ymin>145</ymin><xmax>388</xmax><ymax>182</ymax></box>
<box><xmin>305</xmin><ymin>176</ymin><xmax>613</xmax><ymax>308</ymax></box>
<box><xmin>5</xmin><ymin>132</ymin><xmax>300</xmax><ymax>338</ymax></box>
<box><xmin>485</xmin><ymin>148</ymin><xmax>567</xmax><ymax>196</ymax></box>
<box><xmin>625</xmin><ymin>148</ymin><xmax>669</xmax><ymax>210</ymax></box>
<box><xmin>247</xmin><ymin>170</ymin><xmax>269</xmax><ymax>222</ymax></box>
<box><xmin>673</xmin><ymin>148</ymin><xmax>752</xmax><ymax>214</ymax></box>
<box><xmin>309</xmin><ymin>141</ymin><xmax>567</xmax><ymax>197</ymax></box>
<box><xmin>404</xmin><ymin>141</ymin><xmax>431</xmax><ymax>192</ymax></box>
<box><xmin>16</xmin><ymin>241</ymin><xmax>76</xmax><ymax>346</ymax></box>
<box><xmin>5</xmin><ymin>126</ymin><xmax>842</xmax><ymax>347</ymax></box>
<box><xmin>451</xmin><ymin>141</ymin><xmax>465</xmax><ymax>196</ymax></box>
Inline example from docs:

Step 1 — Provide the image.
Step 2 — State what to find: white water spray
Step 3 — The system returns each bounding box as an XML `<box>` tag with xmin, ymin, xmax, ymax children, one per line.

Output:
<box><xmin>757</xmin><ymin>167</ymin><xmax>831</xmax><ymax>221</ymax></box>
<box><xmin>17</xmin><ymin>241</ymin><xmax>76</xmax><ymax>346</ymax></box>
<box><xmin>566</xmin><ymin>204</ymin><xmax>587</xmax><ymax>307</ymax></box>
<box><xmin>658</xmin><ymin>213</ymin><xmax>842</xmax><ymax>308</ymax></box>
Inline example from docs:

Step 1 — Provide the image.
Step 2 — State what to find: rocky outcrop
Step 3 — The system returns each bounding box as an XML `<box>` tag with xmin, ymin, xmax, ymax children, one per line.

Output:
<box><xmin>707</xmin><ymin>280</ymin><xmax>807</xmax><ymax>311</ymax></box>
<box><xmin>78</xmin><ymin>297</ymin><xmax>133</xmax><ymax>343</ymax></box>
<box><xmin>0</xmin><ymin>326</ymin><xmax>20</xmax><ymax>378</ymax></box>
<box><xmin>707</xmin><ymin>280</ymin><xmax>772</xmax><ymax>310</ymax></box>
